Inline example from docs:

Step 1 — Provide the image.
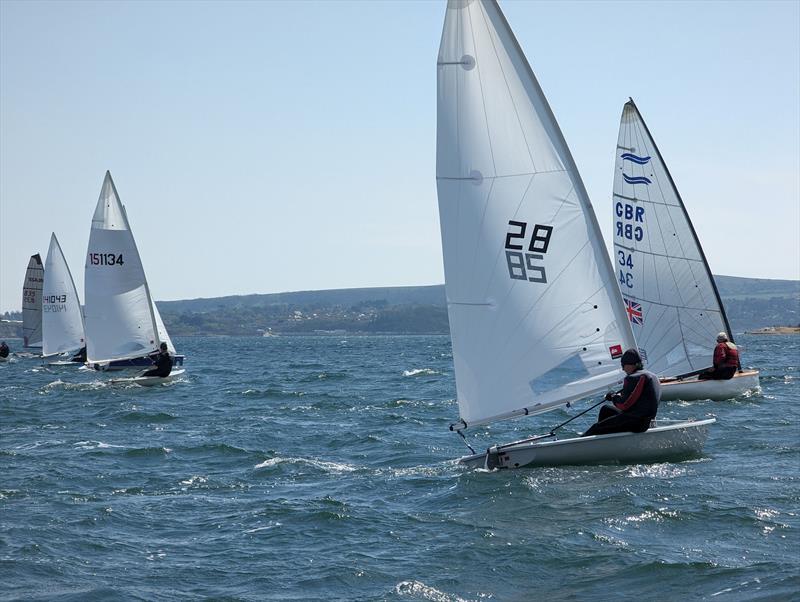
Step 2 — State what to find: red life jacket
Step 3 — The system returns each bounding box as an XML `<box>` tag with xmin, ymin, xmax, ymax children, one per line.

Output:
<box><xmin>714</xmin><ymin>342</ymin><xmax>739</xmax><ymax>368</ymax></box>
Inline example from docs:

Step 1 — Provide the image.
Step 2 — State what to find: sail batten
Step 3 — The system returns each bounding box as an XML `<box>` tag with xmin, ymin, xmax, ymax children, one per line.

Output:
<box><xmin>436</xmin><ymin>0</ymin><xmax>635</xmax><ymax>428</ymax></box>
<box><xmin>612</xmin><ymin>100</ymin><xmax>730</xmax><ymax>376</ymax></box>
<box><xmin>42</xmin><ymin>234</ymin><xmax>86</xmax><ymax>357</ymax></box>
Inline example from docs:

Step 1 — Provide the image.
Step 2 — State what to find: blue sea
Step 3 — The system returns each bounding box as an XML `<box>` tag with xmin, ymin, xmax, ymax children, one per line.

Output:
<box><xmin>1</xmin><ymin>334</ymin><xmax>798</xmax><ymax>601</ymax></box>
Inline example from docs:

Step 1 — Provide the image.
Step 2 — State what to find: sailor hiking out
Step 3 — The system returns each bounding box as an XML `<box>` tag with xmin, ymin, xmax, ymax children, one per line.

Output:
<box><xmin>582</xmin><ymin>349</ymin><xmax>660</xmax><ymax>437</ymax></box>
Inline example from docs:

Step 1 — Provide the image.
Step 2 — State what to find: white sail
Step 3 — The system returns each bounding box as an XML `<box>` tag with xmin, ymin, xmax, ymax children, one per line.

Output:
<box><xmin>152</xmin><ymin>301</ymin><xmax>176</xmax><ymax>354</ymax></box>
<box><xmin>436</xmin><ymin>0</ymin><xmax>636</xmax><ymax>428</ymax></box>
<box><xmin>42</xmin><ymin>233</ymin><xmax>86</xmax><ymax>356</ymax></box>
<box><xmin>22</xmin><ymin>253</ymin><xmax>44</xmax><ymax>348</ymax></box>
<box><xmin>612</xmin><ymin>100</ymin><xmax>731</xmax><ymax>377</ymax></box>
<box><xmin>84</xmin><ymin>171</ymin><xmax>160</xmax><ymax>364</ymax></box>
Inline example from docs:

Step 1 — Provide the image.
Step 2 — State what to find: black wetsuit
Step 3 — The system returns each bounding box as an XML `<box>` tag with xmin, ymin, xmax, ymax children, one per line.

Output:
<box><xmin>0</xmin><ymin>343</ymin><xmax>9</xmax><ymax>358</ymax></box>
<box><xmin>71</xmin><ymin>347</ymin><xmax>87</xmax><ymax>363</ymax></box>
<box><xmin>142</xmin><ymin>351</ymin><xmax>172</xmax><ymax>377</ymax></box>
<box><xmin>582</xmin><ymin>369</ymin><xmax>661</xmax><ymax>437</ymax></box>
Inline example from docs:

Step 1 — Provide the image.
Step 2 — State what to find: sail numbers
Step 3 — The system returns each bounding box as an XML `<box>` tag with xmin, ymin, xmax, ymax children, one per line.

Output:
<box><xmin>43</xmin><ymin>293</ymin><xmax>68</xmax><ymax>312</ymax></box>
<box><xmin>504</xmin><ymin>220</ymin><xmax>553</xmax><ymax>283</ymax></box>
<box><xmin>88</xmin><ymin>253</ymin><xmax>125</xmax><ymax>266</ymax></box>
<box><xmin>615</xmin><ymin>201</ymin><xmax>646</xmax><ymax>289</ymax></box>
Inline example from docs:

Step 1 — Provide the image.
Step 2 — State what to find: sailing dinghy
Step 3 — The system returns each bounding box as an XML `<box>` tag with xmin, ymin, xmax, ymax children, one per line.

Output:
<box><xmin>42</xmin><ymin>233</ymin><xmax>86</xmax><ymax>364</ymax></box>
<box><xmin>22</xmin><ymin>253</ymin><xmax>44</xmax><ymax>351</ymax></box>
<box><xmin>435</xmin><ymin>0</ymin><xmax>713</xmax><ymax>469</ymax></box>
<box><xmin>84</xmin><ymin>171</ymin><xmax>184</xmax><ymax>372</ymax></box>
<box><xmin>612</xmin><ymin>100</ymin><xmax>759</xmax><ymax>401</ymax></box>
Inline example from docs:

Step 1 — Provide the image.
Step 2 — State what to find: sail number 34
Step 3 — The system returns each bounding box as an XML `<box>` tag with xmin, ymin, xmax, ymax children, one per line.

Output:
<box><xmin>504</xmin><ymin>221</ymin><xmax>553</xmax><ymax>283</ymax></box>
<box><xmin>88</xmin><ymin>253</ymin><xmax>125</xmax><ymax>266</ymax></box>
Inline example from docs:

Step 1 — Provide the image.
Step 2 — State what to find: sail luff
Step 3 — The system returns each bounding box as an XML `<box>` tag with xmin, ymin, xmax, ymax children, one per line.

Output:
<box><xmin>627</xmin><ymin>99</ymin><xmax>735</xmax><ymax>344</ymax></box>
<box><xmin>437</xmin><ymin>0</ymin><xmax>634</xmax><ymax>429</ymax></box>
<box><xmin>84</xmin><ymin>171</ymin><xmax>161</xmax><ymax>364</ymax></box>
<box><xmin>612</xmin><ymin>100</ymin><xmax>729</xmax><ymax>375</ymax></box>
<box><xmin>42</xmin><ymin>233</ymin><xmax>86</xmax><ymax>357</ymax></box>
<box><xmin>22</xmin><ymin>253</ymin><xmax>44</xmax><ymax>348</ymax></box>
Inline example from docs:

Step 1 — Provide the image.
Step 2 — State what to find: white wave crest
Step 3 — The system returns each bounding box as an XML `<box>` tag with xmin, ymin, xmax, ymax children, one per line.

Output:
<box><xmin>254</xmin><ymin>456</ymin><xmax>357</xmax><ymax>473</ymax></box>
<box><xmin>74</xmin><ymin>440</ymin><xmax>125</xmax><ymax>450</ymax></box>
<box><xmin>403</xmin><ymin>368</ymin><xmax>439</xmax><ymax>377</ymax></box>
<box><xmin>395</xmin><ymin>580</ymin><xmax>471</xmax><ymax>602</ymax></box>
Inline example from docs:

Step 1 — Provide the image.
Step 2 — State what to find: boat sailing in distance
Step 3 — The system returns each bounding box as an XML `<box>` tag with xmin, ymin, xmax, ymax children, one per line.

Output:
<box><xmin>435</xmin><ymin>0</ymin><xmax>714</xmax><ymax>468</ymax></box>
<box><xmin>612</xmin><ymin>99</ymin><xmax>759</xmax><ymax>401</ymax></box>
<box><xmin>42</xmin><ymin>233</ymin><xmax>86</xmax><ymax>365</ymax></box>
<box><xmin>22</xmin><ymin>253</ymin><xmax>44</xmax><ymax>351</ymax></box>
<box><xmin>83</xmin><ymin>171</ymin><xmax>184</xmax><ymax>372</ymax></box>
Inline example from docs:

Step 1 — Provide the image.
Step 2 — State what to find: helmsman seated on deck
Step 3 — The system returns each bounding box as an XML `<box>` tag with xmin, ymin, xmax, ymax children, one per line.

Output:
<box><xmin>142</xmin><ymin>342</ymin><xmax>173</xmax><ymax>378</ymax></box>
<box><xmin>582</xmin><ymin>349</ymin><xmax>660</xmax><ymax>437</ymax></box>
<box><xmin>698</xmin><ymin>332</ymin><xmax>739</xmax><ymax>381</ymax></box>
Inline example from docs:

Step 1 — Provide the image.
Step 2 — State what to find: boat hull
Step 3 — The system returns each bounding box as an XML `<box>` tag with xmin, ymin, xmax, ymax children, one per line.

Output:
<box><xmin>92</xmin><ymin>354</ymin><xmax>185</xmax><ymax>371</ymax></box>
<box><xmin>659</xmin><ymin>370</ymin><xmax>759</xmax><ymax>401</ymax></box>
<box><xmin>459</xmin><ymin>418</ymin><xmax>716</xmax><ymax>469</ymax></box>
<box><xmin>109</xmin><ymin>368</ymin><xmax>185</xmax><ymax>387</ymax></box>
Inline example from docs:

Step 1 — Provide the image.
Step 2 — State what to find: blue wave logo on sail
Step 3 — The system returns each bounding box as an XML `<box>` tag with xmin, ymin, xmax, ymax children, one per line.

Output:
<box><xmin>622</xmin><ymin>173</ymin><xmax>651</xmax><ymax>185</ymax></box>
<box><xmin>621</xmin><ymin>153</ymin><xmax>651</xmax><ymax>165</ymax></box>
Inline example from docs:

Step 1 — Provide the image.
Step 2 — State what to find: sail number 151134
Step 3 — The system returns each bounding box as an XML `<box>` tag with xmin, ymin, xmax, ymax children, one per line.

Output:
<box><xmin>88</xmin><ymin>253</ymin><xmax>125</xmax><ymax>266</ymax></box>
<box><xmin>504</xmin><ymin>221</ymin><xmax>553</xmax><ymax>284</ymax></box>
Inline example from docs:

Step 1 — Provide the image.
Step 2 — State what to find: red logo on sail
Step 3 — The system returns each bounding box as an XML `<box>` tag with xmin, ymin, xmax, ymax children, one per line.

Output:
<box><xmin>609</xmin><ymin>344</ymin><xmax>622</xmax><ymax>359</ymax></box>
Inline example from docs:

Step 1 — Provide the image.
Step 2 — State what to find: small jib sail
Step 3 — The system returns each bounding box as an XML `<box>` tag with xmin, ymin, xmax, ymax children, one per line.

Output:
<box><xmin>436</xmin><ymin>0</ymin><xmax>636</xmax><ymax>429</ymax></box>
<box><xmin>84</xmin><ymin>171</ymin><xmax>161</xmax><ymax>364</ymax></box>
<box><xmin>22</xmin><ymin>253</ymin><xmax>44</xmax><ymax>348</ymax></box>
<box><xmin>612</xmin><ymin>99</ymin><xmax>733</xmax><ymax>377</ymax></box>
<box><xmin>42</xmin><ymin>233</ymin><xmax>86</xmax><ymax>357</ymax></box>
<box><xmin>152</xmin><ymin>300</ymin><xmax>176</xmax><ymax>354</ymax></box>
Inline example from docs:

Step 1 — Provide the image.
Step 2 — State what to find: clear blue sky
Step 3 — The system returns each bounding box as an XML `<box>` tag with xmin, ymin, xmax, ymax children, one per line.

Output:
<box><xmin>2</xmin><ymin>0</ymin><xmax>798</xmax><ymax>312</ymax></box>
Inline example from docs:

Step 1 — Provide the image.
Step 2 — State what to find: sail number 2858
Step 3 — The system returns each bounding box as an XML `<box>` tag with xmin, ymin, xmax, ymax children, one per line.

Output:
<box><xmin>504</xmin><ymin>221</ymin><xmax>553</xmax><ymax>284</ymax></box>
<box><xmin>88</xmin><ymin>253</ymin><xmax>125</xmax><ymax>266</ymax></box>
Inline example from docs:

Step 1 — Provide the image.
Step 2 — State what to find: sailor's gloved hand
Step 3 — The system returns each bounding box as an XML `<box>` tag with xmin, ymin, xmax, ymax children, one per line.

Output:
<box><xmin>604</xmin><ymin>392</ymin><xmax>614</xmax><ymax>401</ymax></box>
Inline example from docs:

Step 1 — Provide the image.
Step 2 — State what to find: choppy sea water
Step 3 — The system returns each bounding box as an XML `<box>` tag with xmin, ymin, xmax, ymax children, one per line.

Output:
<box><xmin>1</xmin><ymin>334</ymin><xmax>798</xmax><ymax>601</ymax></box>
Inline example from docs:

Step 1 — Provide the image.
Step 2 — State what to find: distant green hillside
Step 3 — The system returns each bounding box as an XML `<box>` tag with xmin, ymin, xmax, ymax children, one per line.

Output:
<box><xmin>714</xmin><ymin>275</ymin><xmax>799</xmax><ymax>300</ymax></box>
<box><xmin>2</xmin><ymin>275</ymin><xmax>797</xmax><ymax>340</ymax></box>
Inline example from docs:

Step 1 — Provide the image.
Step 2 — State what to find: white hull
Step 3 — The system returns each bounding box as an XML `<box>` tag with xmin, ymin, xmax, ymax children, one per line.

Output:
<box><xmin>109</xmin><ymin>368</ymin><xmax>185</xmax><ymax>387</ymax></box>
<box><xmin>660</xmin><ymin>370</ymin><xmax>760</xmax><ymax>401</ymax></box>
<box><xmin>48</xmin><ymin>360</ymin><xmax>82</xmax><ymax>366</ymax></box>
<box><xmin>459</xmin><ymin>418</ymin><xmax>716</xmax><ymax>469</ymax></box>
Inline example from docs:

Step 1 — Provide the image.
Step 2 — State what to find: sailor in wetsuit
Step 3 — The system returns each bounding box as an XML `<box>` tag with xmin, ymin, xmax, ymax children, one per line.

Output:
<box><xmin>698</xmin><ymin>332</ymin><xmax>739</xmax><ymax>380</ymax></box>
<box><xmin>582</xmin><ymin>349</ymin><xmax>660</xmax><ymax>437</ymax></box>
<box><xmin>142</xmin><ymin>342</ymin><xmax>172</xmax><ymax>378</ymax></box>
<box><xmin>0</xmin><ymin>341</ymin><xmax>9</xmax><ymax>358</ymax></box>
<box><xmin>71</xmin><ymin>346</ymin><xmax>87</xmax><ymax>363</ymax></box>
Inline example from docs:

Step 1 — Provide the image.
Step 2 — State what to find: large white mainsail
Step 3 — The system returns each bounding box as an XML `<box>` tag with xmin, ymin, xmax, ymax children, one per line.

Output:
<box><xmin>612</xmin><ymin>99</ymin><xmax>732</xmax><ymax>377</ymax></box>
<box><xmin>22</xmin><ymin>253</ymin><xmax>44</xmax><ymax>348</ymax></box>
<box><xmin>84</xmin><ymin>171</ymin><xmax>160</xmax><ymax>364</ymax></box>
<box><xmin>436</xmin><ymin>0</ymin><xmax>636</xmax><ymax>429</ymax></box>
<box><xmin>42</xmin><ymin>233</ymin><xmax>86</xmax><ymax>356</ymax></box>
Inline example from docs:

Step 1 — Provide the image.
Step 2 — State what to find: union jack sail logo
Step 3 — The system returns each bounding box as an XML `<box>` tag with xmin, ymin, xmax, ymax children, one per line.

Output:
<box><xmin>624</xmin><ymin>297</ymin><xmax>643</xmax><ymax>325</ymax></box>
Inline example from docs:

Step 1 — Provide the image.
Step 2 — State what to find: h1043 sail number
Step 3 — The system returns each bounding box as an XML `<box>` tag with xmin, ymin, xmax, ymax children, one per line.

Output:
<box><xmin>504</xmin><ymin>221</ymin><xmax>553</xmax><ymax>283</ymax></box>
<box><xmin>88</xmin><ymin>253</ymin><xmax>125</xmax><ymax>266</ymax></box>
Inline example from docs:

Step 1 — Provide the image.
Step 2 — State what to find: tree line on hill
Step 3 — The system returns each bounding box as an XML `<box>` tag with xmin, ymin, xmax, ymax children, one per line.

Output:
<box><xmin>1</xmin><ymin>276</ymin><xmax>797</xmax><ymax>338</ymax></box>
